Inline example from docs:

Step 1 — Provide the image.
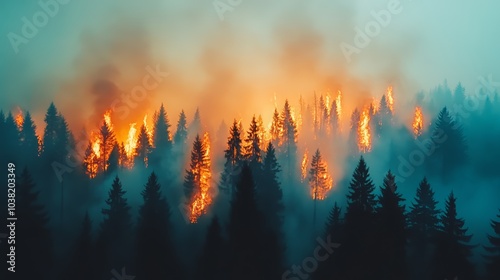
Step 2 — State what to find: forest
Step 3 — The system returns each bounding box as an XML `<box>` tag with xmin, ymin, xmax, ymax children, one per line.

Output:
<box><xmin>1</xmin><ymin>81</ymin><xmax>500</xmax><ymax>280</ymax></box>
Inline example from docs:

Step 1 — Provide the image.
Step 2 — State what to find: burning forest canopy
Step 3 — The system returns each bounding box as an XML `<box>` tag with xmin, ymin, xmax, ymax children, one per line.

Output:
<box><xmin>2</xmin><ymin>0</ymin><xmax>500</xmax><ymax>279</ymax></box>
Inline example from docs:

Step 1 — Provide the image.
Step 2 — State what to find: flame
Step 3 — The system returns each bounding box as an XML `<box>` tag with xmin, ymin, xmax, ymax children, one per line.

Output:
<box><xmin>310</xmin><ymin>158</ymin><xmax>333</xmax><ymax>200</ymax></box>
<box><xmin>104</xmin><ymin>111</ymin><xmax>113</xmax><ymax>130</ymax></box>
<box><xmin>124</xmin><ymin>123</ymin><xmax>137</xmax><ymax>159</ymax></box>
<box><xmin>413</xmin><ymin>106</ymin><xmax>424</xmax><ymax>138</ymax></box>
<box><xmin>336</xmin><ymin>90</ymin><xmax>342</xmax><ymax>124</ymax></box>
<box><xmin>387</xmin><ymin>86</ymin><xmax>394</xmax><ymax>113</ymax></box>
<box><xmin>189</xmin><ymin>132</ymin><xmax>213</xmax><ymax>223</ymax></box>
<box><xmin>301</xmin><ymin>149</ymin><xmax>309</xmax><ymax>182</ymax></box>
<box><xmin>358</xmin><ymin>107</ymin><xmax>372</xmax><ymax>152</ymax></box>
<box><xmin>14</xmin><ymin>108</ymin><xmax>24</xmax><ymax>129</ymax></box>
<box><xmin>143</xmin><ymin>114</ymin><xmax>153</xmax><ymax>139</ymax></box>
<box><xmin>371</xmin><ymin>97</ymin><xmax>379</xmax><ymax>115</ymax></box>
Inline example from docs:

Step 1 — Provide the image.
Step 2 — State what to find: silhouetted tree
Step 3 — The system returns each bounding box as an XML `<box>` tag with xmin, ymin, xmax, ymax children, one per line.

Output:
<box><xmin>308</xmin><ymin>149</ymin><xmax>332</xmax><ymax>226</ymax></box>
<box><xmin>432</xmin><ymin>192</ymin><xmax>475</xmax><ymax>279</ymax></box>
<box><xmin>16</xmin><ymin>168</ymin><xmax>53</xmax><ymax>280</ymax></box>
<box><xmin>279</xmin><ymin>100</ymin><xmax>298</xmax><ymax>178</ymax></box>
<box><xmin>64</xmin><ymin>212</ymin><xmax>96</xmax><ymax>280</ymax></box>
<box><xmin>151</xmin><ymin>103</ymin><xmax>172</xmax><ymax>166</ymax></box>
<box><xmin>408</xmin><ymin>177</ymin><xmax>440</xmax><ymax>280</ymax></box>
<box><xmin>134</xmin><ymin>124</ymin><xmax>151</xmax><ymax>167</ymax></box>
<box><xmin>96</xmin><ymin>176</ymin><xmax>132</xmax><ymax>277</ymax></box>
<box><xmin>270</xmin><ymin>108</ymin><xmax>281</xmax><ymax>149</ymax></box>
<box><xmin>375</xmin><ymin>171</ymin><xmax>407</xmax><ymax>280</ymax></box>
<box><xmin>174</xmin><ymin>110</ymin><xmax>188</xmax><ymax>147</ymax></box>
<box><xmin>258</xmin><ymin>143</ymin><xmax>284</xmax><ymax>229</ymax></box>
<box><xmin>98</xmin><ymin>119</ymin><xmax>117</xmax><ymax>172</ymax></box>
<box><xmin>220</xmin><ymin>120</ymin><xmax>244</xmax><ymax>195</ymax></box>
<box><xmin>3</xmin><ymin>113</ymin><xmax>20</xmax><ymax>163</ymax></box>
<box><xmin>341</xmin><ymin>156</ymin><xmax>377</xmax><ymax>279</ymax></box>
<box><xmin>195</xmin><ymin>216</ymin><xmax>228</xmax><ymax>280</ymax></box>
<box><xmin>107</xmin><ymin>143</ymin><xmax>120</xmax><ymax>174</ymax></box>
<box><xmin>41</xmin><ymin>103</ymin><xmax>71</xmax><ymax>163</ymax></box>
<box><xmin>484</xmin><ymin>209</ymin><xmax>500</xmax><ymax>280</ymax></box>
<box><xmin>19</xmin><ymin>111</ymin><xmax>39</xmax><ymax>164</ymax></box>
<box><xmin>243</xmin><ymin>115</ymin><xmax>263</xmax><ymax>173</ymax></box>
<box><xmin>135</xmin><ymin>172</ymin><xmax>183</xmax><ymax>279</ymax></box>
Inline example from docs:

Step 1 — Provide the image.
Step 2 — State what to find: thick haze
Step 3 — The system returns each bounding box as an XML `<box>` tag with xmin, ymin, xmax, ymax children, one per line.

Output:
<box><xmin>1</xmin><ymin>0</ymin><xmax>500</xmax><ymax>130</ymax></box>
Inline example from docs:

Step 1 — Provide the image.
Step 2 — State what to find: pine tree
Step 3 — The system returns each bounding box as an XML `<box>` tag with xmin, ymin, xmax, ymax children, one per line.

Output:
<box><xmin>314</xmin><ymin>202</ymin><xmax>343</xmax><ymax>279</ymax></box>
<box><xmin>408</xmin><ymin>178</ymin><xmax>440</xmax><ymax>280</ymax></box>
<box><xmin>41</xmin><ymin>103</ymin><xmax>70</xmax><ymax>163</ymax></box>
<box><xmin>83</xmin><ymin>141</ymin><xmax>99</xmax><ymax>178</ymax></box>
<box><xmin>432</xmin><ymin>192</ymin><xmax>475</xmax><ymax>279</ymax></box>
<box><xmin>107</xmin><ymin>143</ymin><xmax>120</xmax><ymax>174</ymax></box>
<box><xmin>280</xmin><ymin>100</ymin><xmax>298</xmax><ymax>178</ymax></box>
<box><xmin>96</xmin><ymin>176</ymin><xmax>132</xmax><ymax>276</ymax></box>
<box><xmin>64</xmin><ymin>212</ymin><xmax>96</xmax><ymax>280</ymax></box>
<box><xmin>195</xmin><ymin>216</ymin><xmax>228</xmax><ymax>280</ymax></box>
<box><xmin>151</xmin><ymin>103</ymin><xmax>172</xmax><ymax>166</ymax></box>
<box><xmin>308</xmin><ymin>149</ymin><xmax>332</xmax><ymax>227</ymax></box>
<box><xmin>220</xmin><ymin>120</ymin><xmax>244</xmax><ymax>195</ymax></box>
<box><xmin>258</xmin><ymin>143</ymin><xmax>284</xmax><ymax>228</ymax></box>
<box><xmin>174</xmin><ymin>110</ymin><xmax>188</xmax><ymax>153</ymax></box>
<box><xmin>330</xmin><ymin>102</ymin><xmax>339</xmax><ymax>135</ymax></box>
<box><xmin>189</xmin><ymin>107</ymin><xmax>202</xmax><ymax>135</ymax></box>
<box><xmin>3</xmin><ymin>113</ymin><xmax>20</xmax><ymax>163</ymax></box>
<box><xmin>243</xmin><ymin>115</ymin><xmax>263</xmax><ymax>167</ymax></box>
<box><xmin>341</xmin><ymin>156</ymin><xmax>377</xmax><ymax>278</ymax></box>
<box><xmin>349</xmin><ymin>109</ymin><xmax>360</xmax><ymax>153</ymax></box>
<box><xmin>134</xmin><ymin>124</ymin><xmax>152</xmax><ymax>167</ymax></box>
<box><xmin>270</xmin><ymin>108</ymin><xmax>282</xmax><ymax>148</ymax></box>
<box><xmin>16</xmin><ymin>168</ymin><xmax>53</xmax><ymax>280</ymax></box>
<box><xmin>375</xmin><ymin>171</ymin><xmax>407</xmax><ymax>279</ymax></box>
<box><xmin>98</xmin><ymin>119</ymin><xmax>117</xmax><ymax>172</ymax></box>
<box><xmin>484</xmin><ymin>209</ymin><xmax>500</xmax><ymax>280</ymax></box>
<box><xmin>135</xmin><ymin>172</ymin><xmax>183</xmax><ymax>279</ymax></box>
<box><xmin>228</xmin><ymin>164</ymin><xmax>266</xmax><ymax>280</ymax></box>
<box><xmin>19</xmin><ymin>111</ymin><xmax>39</xmax><ymax>163</ymax></box>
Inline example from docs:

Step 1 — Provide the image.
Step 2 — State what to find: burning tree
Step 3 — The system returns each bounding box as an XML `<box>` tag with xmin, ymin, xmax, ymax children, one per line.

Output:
<box><xmin>308</xmin><ymin>149</ymin><xmax>333</xmax><ymax>201</ymax></box>
<box><xmin>184</xmin><ymin>133</ymin><xmax>213</xmax><ymax>223</ymax></box>
<box><xmin>358</xmin><ymin>107</ymin><xmax>372</xmax><ymax>153</ymax></box>
<box><xmin>135</xmin><ymin>123</ymin><xmax>152</xmax><ymax>167</ymax></box>
<box><xmin>243</xmin><ymin>115</ymin><xmax>263</xmax><ymax>172</ymax></box>
<box><xmin>413</xmin><ymin>106</ymin><xmax>424</xmax><ymax>138</ymax></box>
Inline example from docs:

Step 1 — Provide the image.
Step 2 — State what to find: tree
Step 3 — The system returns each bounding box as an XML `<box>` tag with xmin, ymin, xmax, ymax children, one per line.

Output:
<box><xmin>408</xmin><ymin>178</ymin><xmax>440</xmax><ymax>279</ymax></box>
<box><xmin>269</xmin><ymin>108</ymin><xmax>281</xmax><ymax>148</ymax></box>
<box><xmin>41</xmin><ymin>103</ymin><xmax>70</xmax><ymax>163</ymax></box>
<box><xmin>19</xmin><ymin>111</ymin><xmax>39</xmax><ymax>163</ymax></box>
<box><xmin>98</xmin><ymin>119</ymin><xmax>117</xmax><ymax>172</ymax></box>
<box><xmin>64</xmin><ymin>212</ymin><xmax>96</xmax><ymax>280</ymax></box>
<box><xmin>258</xmin><ymin>143</ymin><xmax>284</xmax><ymax>229</ymax></box>
<box><xmin>219</xmin><ymin>120</ymin><xmax>244</xmax><ymax>196</ymax></box>
<box><xmin>96</xmin><ymin>176</ymin><xmax>132</xmax><ymax>276</ymax></box>
<box><xmin>432</xmin><ymin>192</ymin><xmax>475</xmax><ymax>279</ymax></box>
<box><xmin>375</xmin><ymin>171</ymin><xmax>407</xmax><ymax>280</ymax></box>
<box><xmin>195</xmin><ymin>216</ymin><xmax>228</xmax><ymax>280</ymax></box>
<box><xmin>340</xmin><ymin>156</ymin><xmax>377</xmax><ymax>278</ymax></box>
<box><xmin>151</xmin><ymin>103</ymin><xmax>172</xmax><ymax>166</ymax></box>
<box><xmin>243</xmin><ymin>115</ymin><xmax>263</xmax><ymax>169</ymax></box>
<box><xmin>135</xmin><ymin>172</ymin><xmax>183</xmax><ymax>279</ymax></box>
<box><xmin>308</xmin><ymin>149</ymin><xmax>332</xmax><ymax>226</ymax></box>
<box><xmin>228</xmin><ymin>164</ymin><xmax>266</xmax><ymax>279</ymax></box>
<box><xmin>174</xmin><ymin>110</ymin><xmax>188</xmax><ymax>147</ymax></box>
<box><xmin>134</xmin><ymin>124</ymin><xmax>152</xmax><ymax>167</ymax></box>
<box><xmin>16</xmin><ymin>168</ymin><xmax>53</xmax><ymax>280</ymax></box>
<box><xmin>3</xmin><ymin>113</ymin><xmax>20</xmax><ymax>163</ymax></box>
<box><xmin>314</xmin><ymin>202</ymin><xmax>343</xmax><ymax>279</ymax></box>
<box><xmin>484</xmin><ymin>209</ymin><xmax>500</xmax><ymax>280</ymax></box>
<box><xmin>280</xmin><ymin>100</ymin><xmax>298</xmax><ymax>178</ymax></box>
<box><xmin>107</xmin><ymin>143</ymin><xmax>120</xmax><ymax>174</ymax></box>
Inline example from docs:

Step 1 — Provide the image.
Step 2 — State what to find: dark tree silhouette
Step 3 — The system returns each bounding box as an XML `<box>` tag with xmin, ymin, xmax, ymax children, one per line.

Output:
<box><xmin>220</xmin><ymin>120</ymin><xmax>244</xmax><ymax>195</ymax></box>
<box><xmin>341</xmin><ymin>156</ymin><xmax>377</xmax><ymax>279</ymax></box>
<box><xmin>96</xmin><ymin>176</ymin><xmax>132</xmax><ymax>277</ymax></box>
<box><xmin>16</xmin><ymin>168</ymin><xmax>53</xmax><ymax>280</ymax></box>
<box><xmin>374</xmin><ymin>171</ymin><xmax>407</xmax><ymax>280</ymax></box>
<box><xmin>258</xmin><ymin>143</ymin><xmax>284</xmax><ymax>229</ymax></box>
<box><xmin>134</xmin><ymin>124</ymin><xmax>152</xmax><ymax>168</ymax></box>
<box><xmin>432</xmin><ymin>192</ymin><xmax>475</xmax><ymax>279</ymax></box>
<box><xmin>63</xmin><ymin>212</ymin><xmax>96</xmax><ymax>280</ymax></box>
<box><xmin>279</xmin><ymin>100</ymin><xmax>298</xmax><ymax>178</ymax></box>
<box><xmin>174</xmin><ymin>109</ymin><xmax>188</xmax><ymax>147</ymax></box>
<box><xmin>42</xmin><ymin>103</ymin><xmax>71</xmax><ymax>163</ymax></box>
<box><xmin>195</xmin><ymin>216</ymin><xmax>228</xmax><ymax>280</ymax></box>
<box><xmin>98</xmin><ymin>119</ymin><xmax>117</xmax><ymax>172</ymax></box>
<box><xmin>308</xmin><ymin>149</ymin><xmax>332</xmax><ymax>226</ymax></box>
<box><xmin>484</xmin><ymin>209</ymin><xmax>500</xmax><ymax>280</ymax></box>
<box><xmin>243</xmin><ymin>115</ymin><xmax>263</xmax><ymax>173</ymax></box>
<box><xmin>150</xmin><ymin>103</ymin><xmax>172</xmax><ymax>166</ymax></box>
<box><xmin>269</xmin><ymin>108</ymin><xmax>281</xmax><ymax>148</ymax></box>
<box><xmin>107</xmin><ymin>143</ymin><xmax>120</xmax><ymax>174</ymax></box>
<box><xmin>408</xmin><ymin>177</ymin><xmax>440</xmax><ymax>280</ymax></box>
<box><xmin>135</xmin><ymin>172</ymin><xmax>183</xmax><ymax>279</ymax></box>
<box><xmin>19</xmin><ymin>111</ymin><xmax>39</xmax><ymax>164</ymax></box>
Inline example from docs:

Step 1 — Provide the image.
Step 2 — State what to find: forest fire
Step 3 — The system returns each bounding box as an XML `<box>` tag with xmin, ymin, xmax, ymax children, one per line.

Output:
<box><xmin>358</xmin><ymin>107</ymin><xmax>372</xmax><ymax>152</ymax></box>
<box><xmin>387</xmin><ymin>86</ymin><xmax>395</xmax><ymax>113</ymax></box>
<box><xmin>14</xmin><ymin>107</ymin><xmax>23</xmax><ymax>129</ymax></box>
<box><xmin>301</xmin><ymin>149</ymin><xmax>309</xmax><ymax>182</ymax></box>
<box><xmin>188</xmin><ymin>132</ymin><xmax>213</xmax><ymax>223</ymax></box>
<box><xmin>413</xmin><ymin>106</ymin><xmax>424</xmax><ymax>138</ymax></box>
<box><xmin>308</xmin><ymin>149</ymin><xmax>333</xmax><ymax>200</ymax></box>
<box><xmin>335</xmin><ymin>90</ymin><xmax>342</xmax><ymax>123</ymax></box>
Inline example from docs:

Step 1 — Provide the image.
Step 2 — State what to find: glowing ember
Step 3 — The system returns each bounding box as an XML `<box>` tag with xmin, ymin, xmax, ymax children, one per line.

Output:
<box><xmin>413</xmin><ymin>106</ymin><xmax>424</xmax><ymax>138</ymax></box>
<box><xmin>358</xmin><ymin>107</ymin><xmax>372</xmax><ymax>152</ymax></box>
<box><xmin>14</xmin><ymin>108</ymin><xmax>23</xmax><ymax>129</ymax></box>
<box><xmin>301</xmin><ymin>149</ymin><xmax>309</xmax><ymax>182</ymax></box>
<box><xmin>189</xmin><ymin>132</ymin><xmax>213</xmax><ymax>223</ymax></box>
<box><xmin>387</xmin><ymin>86</ymin><xmax>394</xmax><ymax>113</ymax></box>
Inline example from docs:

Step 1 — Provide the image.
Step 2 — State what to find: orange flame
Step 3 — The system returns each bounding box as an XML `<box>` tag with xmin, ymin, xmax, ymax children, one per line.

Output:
<box><xmin>336</xmin><ymin>90</ymin><xmax>342</xmax><ymax>122</ymax></box>
<box><xmin>387</xmin><ymin>86</ymin><xmax>394</xmax><ymax>113</ymax></box>
<box><xmin>14</xmin><ymin>108</ymin><xmax>23</xmax><ymax>129</ymax></box>
<box><xmin>124</xmin><ymin>123</ymin><xmax>137</xmax><ymax>159</ymax></box>
<box><xmin>358</xmin><ymin>107</ymin><xmax>372</xmax><ymax>152</ymax></box>
<box><xmin>301</xmin><ymin>149</ymin><xmax>309</xmax><ymax>182</ymax></box>
<box><xmin>189</xmin><ymin>132</ymin><xmax>213</xmax><ymax>223</ymax></box>
<box><xmin>310</xmin><ymin>159</ymin><xmax>333</xmax><ymax>200</ymax></box>
<box><xmin>413</xmin><ymin>106</ymin><xmax>424</xmax><ymax>138</ymax></box>
<box><xmin>104</xmin><ymin>111</ymin><xmax>113</xmax><ymax>130</ymax></box>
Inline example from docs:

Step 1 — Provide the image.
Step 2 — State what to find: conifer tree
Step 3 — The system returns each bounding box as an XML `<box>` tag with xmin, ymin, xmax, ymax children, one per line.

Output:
<box><xmin>270</xmin><ymin>108</ymin><xmax>282</xmax><ymax>148</ymax></box>
<box><xmin>19</xmin><ymin>111</ymin><xmax>39</xmax><ymax>163</ymax></box>
<box><xmin>258</xmin><ymin>143</ymin><xmax>284</xmax><ymax>229</ymax></box>
<box><xmin>98</xmin><ymin>119</ymin><xmax>117</xmax><ymax>172</ymax></box>
<box><xmin>174</xmin><ymin>110</ymin><xmax>188</xmax><ymax>147</ymax></box>
<box><xmin>432</xmin><ymin>192</ymin><xmax>475</xmax><ymax>279</ymax></box>
<box><xmin>280</xmin><ymin>100</ymin><xmax>298</xmax><ymax>178</ymax></box>
<box><xmin>64</xmin><ymin>212</ymin><xmax>96</xmax><ymax>280</ymax></box>
<box><xmin>308</xmin><ymin>149</ymin><xmax>332</xmax><ymax>226</ymax></box>
<box><xmin>220</xmin><ymin>120</ymin><xmax>244</xmax><ymax>195</ymax></box>
<box><xmin>3</xmin><ymin>113</ymin><xmax>20</xmax><ymax>162</ymax></box>
<box><xmin>484</xmin><ymin>209</ymin><xmax>500</xmax><ymax>280</ymax></box>
<box><xmin>151</xmin><ymin>103</ymin><xmax>172</xmax><ymax>165</ymax></box>
<box><xmin>135</xmin><ymin>172</ymin><xmax>183</xmax><ymax>279</ymax></box>
<box><xmin>134</xmin><ymin>124</ymin><xmax>151</xmax><ymax>167</ymax></box>
<box><xmin>195</xmin><ymin>216</ymin><xmax>228</xmax><ymax>280</ymax></box>
<box><xmin>243</xmin><ymin>115</ymin><xmax>263</xmax><ymax>166</ymax></box>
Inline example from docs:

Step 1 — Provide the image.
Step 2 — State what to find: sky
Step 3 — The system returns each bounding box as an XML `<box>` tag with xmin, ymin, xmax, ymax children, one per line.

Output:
<box><xmin>1</xmin><ymin>0</ymin><xmax>500</xmax><ymax>129</ymax></box>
